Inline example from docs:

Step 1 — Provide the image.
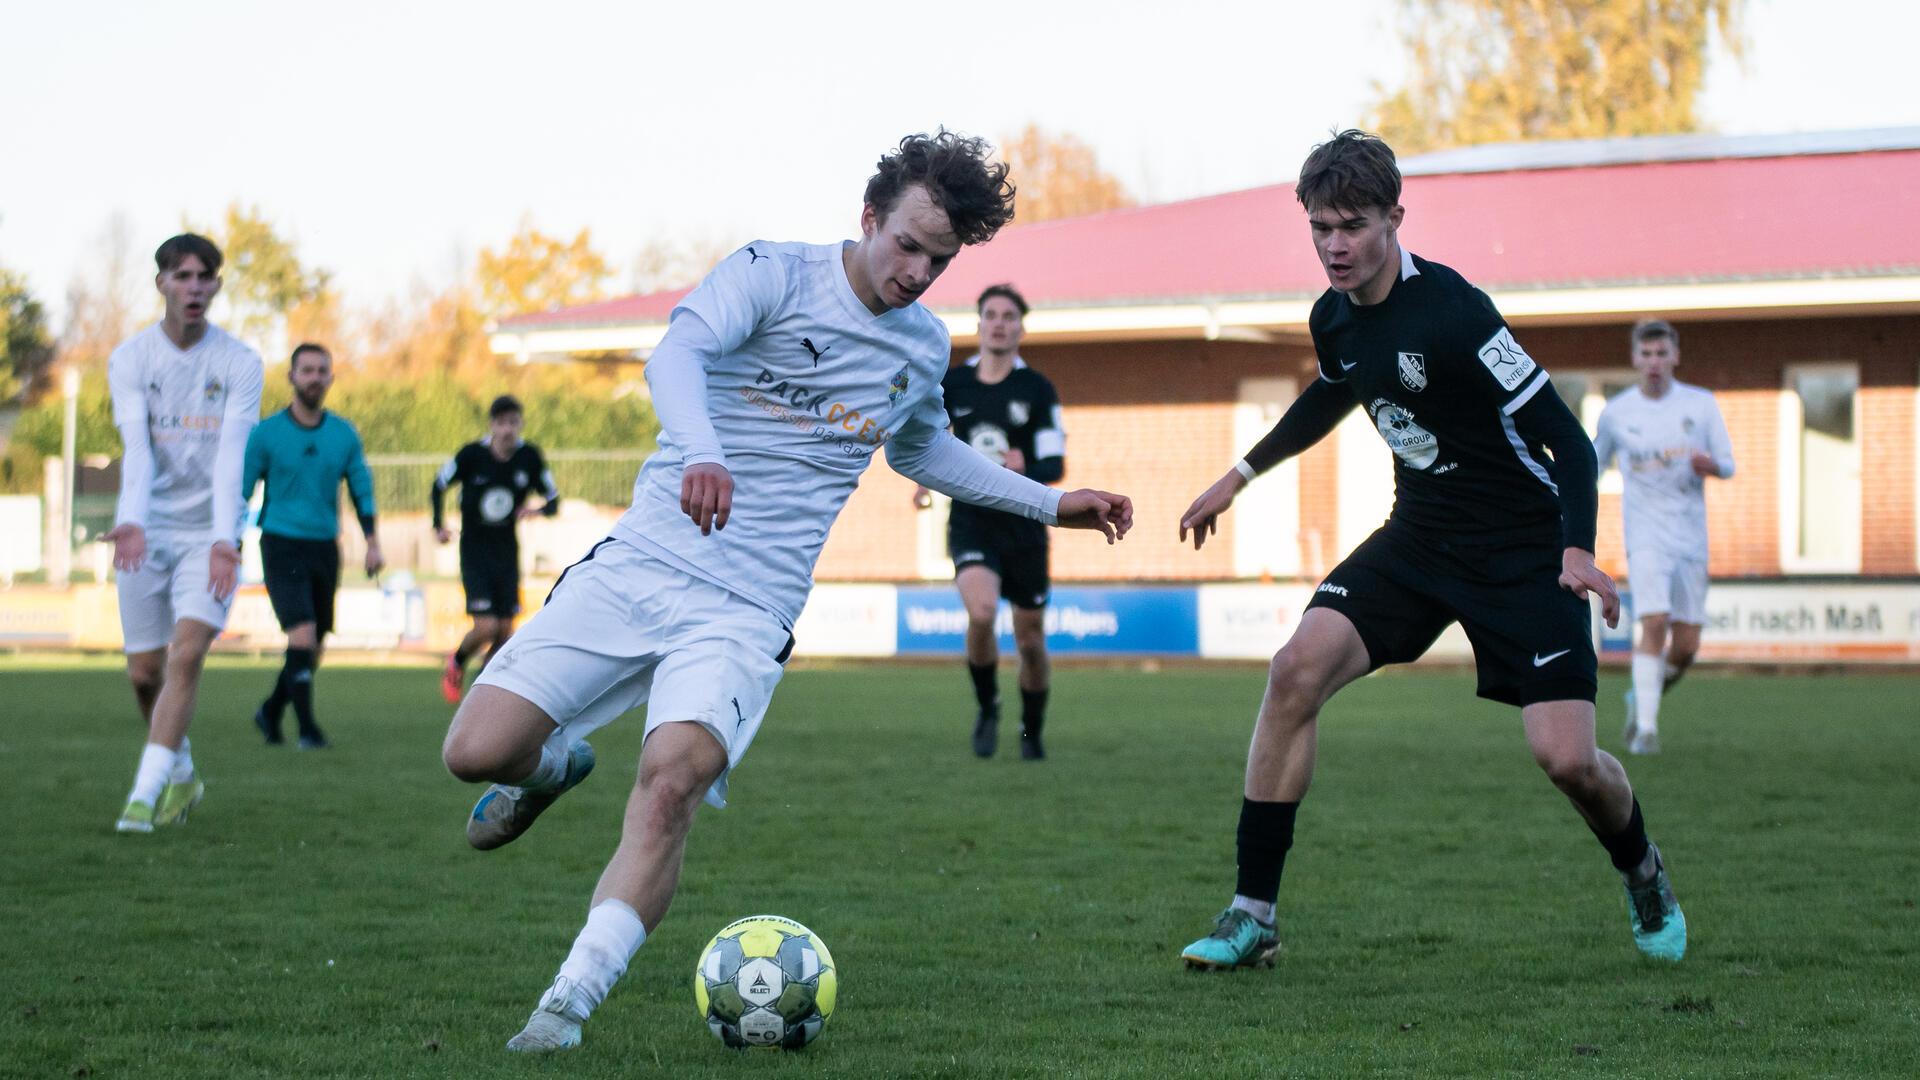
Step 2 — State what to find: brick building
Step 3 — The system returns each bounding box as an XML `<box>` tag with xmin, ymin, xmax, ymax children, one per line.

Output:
<box><xmin>493</xmin><ymin>129</ymin><xmax>1920</xmax><ymax>590</ymax></box>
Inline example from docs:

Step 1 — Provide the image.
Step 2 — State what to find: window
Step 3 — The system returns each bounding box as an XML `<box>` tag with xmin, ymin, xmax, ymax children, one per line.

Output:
<box><xmin>1553</xmin><ymin>368</ymin><xmax>1637</xmax><ymax>494</ymax></box>
<box><xmin>1778</xmin><ymin>363</ymin><xmax>1861</xmax><ymax>572</ymax></box>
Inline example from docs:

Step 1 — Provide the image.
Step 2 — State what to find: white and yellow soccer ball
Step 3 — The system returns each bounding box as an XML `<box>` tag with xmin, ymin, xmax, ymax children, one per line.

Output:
<box><xmin>693</xmin><ymin>915</ymin><xmax>837</xmax><ymax>1049</ymax></box>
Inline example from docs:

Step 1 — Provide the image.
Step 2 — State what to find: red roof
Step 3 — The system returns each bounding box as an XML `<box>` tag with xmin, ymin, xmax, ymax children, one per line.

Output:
<box><xmin>500</xmin><ymin>143</ymin><xmax>1920</xmax><ymax>331</ymax></box>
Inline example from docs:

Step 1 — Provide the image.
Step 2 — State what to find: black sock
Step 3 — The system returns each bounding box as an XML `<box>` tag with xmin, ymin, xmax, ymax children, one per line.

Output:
<box><xmin>284</xmin><ymin>647</ymin><xmax>319</xmax><ymax>738</ymax></box>
<box><xmin>260</xmin><ymin>668</ymin><xmax>289</xmax><ymax>724</ymax></box>
<box><xmin>1235</xmin><ymin>799</ymin><xmax>1299</xmax><ymax>909</ymax></box>
<box><xmin>1596</xmin><ymin>797</ymin><xmax>1650</xmax><ymax>874</ymax></box>
<box><xmin>1020</xmin><ymin>688</ymin><xmax>1048</xmax><ymax>735</ymax></box>
<box><xmin>968</xmin><ymin>662</ymin><xmax>999</xmax><ymax>710</ymax></box>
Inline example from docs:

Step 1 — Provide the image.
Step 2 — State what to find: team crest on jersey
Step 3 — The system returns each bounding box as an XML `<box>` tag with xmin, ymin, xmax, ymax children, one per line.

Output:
<box><xmin>1397</xmin><ymin>352</ymin><xmax>1427</xmax><ymax>392</ymax></box>
<box><xmin>514</xmin><ymin>470</ymin><xmax>528</xmax><ymax>487</ymax></box>
<box><xmin>1682</xmin><ymin>417</ymin><xmax>1696</xmax><ymax>433</ymax></box>
<box><xmin>203</xmin><ymin>376</ymin><xmax>225</xmax><ymax>402</ymax></box>
<box><xmin>887</xmin><ymin>367</ymin><xmax>911</xmax><ymax>407</ymax></box>
<box><xmin>1006</xmin><ymin>400</ymin><xmax>1030</xmax><ymax>426</ymax></box>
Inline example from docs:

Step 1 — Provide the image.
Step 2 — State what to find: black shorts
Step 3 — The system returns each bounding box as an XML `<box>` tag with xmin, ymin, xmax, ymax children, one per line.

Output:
<box><xmin>1306</xmin><ymin>525</ymin><xmax>1597</xmax><ymax>707</ymax></box>
<box><xmin>948</xmin><ymin>510</ymin><xmax>1050</xmax><ymax>610</ymax></box>
<box><xmin>261</xmin><ymin>534</ymin><xmax>341</xmax><ymax>637</ymax></box>
<box><xmin>460</xmin><ymin>539</ymin><xmax>522</xmax><ymax>617</ymax></box>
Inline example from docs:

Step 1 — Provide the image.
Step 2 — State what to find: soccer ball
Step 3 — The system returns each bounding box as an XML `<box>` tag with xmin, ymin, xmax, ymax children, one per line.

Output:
<box><xmin>693</xmin><ymin>915</ymin><xmax>837</xmax><ymax>1049</ymax></box>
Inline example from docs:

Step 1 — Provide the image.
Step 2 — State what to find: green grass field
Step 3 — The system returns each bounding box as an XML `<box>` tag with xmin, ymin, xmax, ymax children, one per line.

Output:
<box><xmin>2</xmin><ymin>659</ymin><xmax>1915</xmax><ymax>1078</ymax></box>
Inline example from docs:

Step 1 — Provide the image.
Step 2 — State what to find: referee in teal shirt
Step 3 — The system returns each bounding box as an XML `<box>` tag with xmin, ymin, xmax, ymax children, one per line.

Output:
<box><xmin>242</xmin><ymin>343</ymin><xmax>383</xmax><ymax>748</ymax></box>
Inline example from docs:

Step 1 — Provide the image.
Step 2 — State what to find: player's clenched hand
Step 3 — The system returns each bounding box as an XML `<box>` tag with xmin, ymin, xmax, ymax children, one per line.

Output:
<box><xmin>1689</xmin><ymin>451</ymin><xmax>1718</xmax><ymax>478</ymax></box>
<box><xmin>1558</xmin><ymin>547</ymin><xmax>1619</xmax><ymax>628</ymax></box>
<box><xmin>1002</xmin><ymin>448</ymin><xmax>1026</xmax><ymax>475</ymax></box>
<box><xmin>681</xmin><ymin>462</ymin><xmax>734</xmax><ymax>536</ymax></box>
<box><xmin>1179</xmin><ymin>470</ymin><xmax>1247</xmax><ymax>551</ymax></box>
<box><xmin>365</xmin><ymin>539</ymin><xmax>386</xmax><ymax>578</ymax></box>
<box><xmin>209</xmin><ymin>541</ymin><xmax>241</xmax><ymax>602</ymax></box>
<box><xmin>434</xmin><ymin>527</ymin><xmax>452</xmax><ymax>544</ymax></box>
<box><xmin>104</xmin><ymin>523</ymin><xmax>146</xmax><ymax>573</ymax></box>
<box><xmin>1056</xmin><ymin>489</ymin><xmax>1133</xmax><ymax>544</ymax></box>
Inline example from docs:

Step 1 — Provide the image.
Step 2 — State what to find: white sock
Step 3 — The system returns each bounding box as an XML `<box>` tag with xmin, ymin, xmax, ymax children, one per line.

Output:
<box><xmin>1230</xmin><ymin>895</ymin><xmax>1276</xmax><ymax>925</ymax></box>
<box><xmin>550</xmin><ymin>899</ymin><xmax>648</xmax><ymax>1021</ymax></box>
<box><xmin>128</xmin><ymin>743</ymin><xmax>176</xmax><ymax>807</ymax></box>
<box><xmin>515</xmin><ymin>742</ymin><xmax>567</xmax><ymax>793</ymax></box>
<box><xmin>170</xmin><ymin>738</ymin><xmax>195</xmax><ymax>782</ymax></box>
<box><xmin>1631</xmin><ymin>653</ymin><xmax>1664</xmax><ymax>735</ymax></box>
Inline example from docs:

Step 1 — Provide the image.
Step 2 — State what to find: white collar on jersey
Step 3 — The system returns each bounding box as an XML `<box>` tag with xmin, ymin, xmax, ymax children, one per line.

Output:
<box><xmin>1399</xmin><ymin>246</ymin><xmax>1420</xmax><ymax>282</ymax></box>
<box><xmin>965</xmin><ymin>353</ymin><xmax>1027</xmax><ymax>369</ymax></box>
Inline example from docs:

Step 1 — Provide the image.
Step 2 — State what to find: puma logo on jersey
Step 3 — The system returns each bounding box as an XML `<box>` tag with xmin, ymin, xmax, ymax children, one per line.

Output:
<box><xmin>801</xmin><ymin>337</ymin><xmax>831</xmax><ymax>367</ymax></box>
<box><xmin>746</xmin><ymin>246</ymin><xmax>767</xmax><ymax>263</ymax></box>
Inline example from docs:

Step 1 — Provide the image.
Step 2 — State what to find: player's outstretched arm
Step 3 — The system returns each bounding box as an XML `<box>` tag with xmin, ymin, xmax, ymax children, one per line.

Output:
<box><xmin>1179</xmin><ymin>469</ymin><xmax>1245</xmax><ymax>551</ymax></box>
<box><xmin>1183</xmin><ymin>378</ymin><xmax>1355</xmax><ymax>551</ymax></box>
<box><xmin>1055</xmin><ymin>489</ymin><xmax>1133</xmax><ymax>544</ymax></box>
<box><xmin>1559</xmin><ymin>547</ymin><xmax>1620</xmax><ymax>628</ymax></box>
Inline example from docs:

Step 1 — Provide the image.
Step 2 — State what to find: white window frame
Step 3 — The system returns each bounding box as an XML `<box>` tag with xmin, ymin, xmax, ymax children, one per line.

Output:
<box><xmin>1233</xmin><ymin>377</ymin><xmax>1301</xmax><ymax>578</ymax></box>
<box><xmin>1552</xmin><ymin>367</ymin><xmax>1637</xmax><ymax>496</ymax></box>
<box><xmin>1777</xmin><ymin>361</ymin><xmax>1863</xmax><ymax>574</ymax></box>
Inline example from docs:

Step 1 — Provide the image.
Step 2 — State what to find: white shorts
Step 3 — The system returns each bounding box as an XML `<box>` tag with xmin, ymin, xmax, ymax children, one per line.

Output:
<box><xmin>474</xmin><ymin>537</ymin><xmax>794</xmax><ymax>809</ymax></box>
<box><xmin>1628</xmin><ymin>550</ymin><xmax>1709</xmax><ymax>624</ymax></box>
<box><xmin>116</xmin><ymin>541</ymin><xmax>234</xmax><ymax>653</ymax></box>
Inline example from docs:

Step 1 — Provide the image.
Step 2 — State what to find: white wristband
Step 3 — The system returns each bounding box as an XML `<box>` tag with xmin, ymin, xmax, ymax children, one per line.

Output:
<box><xmin>1233</xmin><ymin>459</ymin><xmax>1258</xmax><ymax>483</ymax></box>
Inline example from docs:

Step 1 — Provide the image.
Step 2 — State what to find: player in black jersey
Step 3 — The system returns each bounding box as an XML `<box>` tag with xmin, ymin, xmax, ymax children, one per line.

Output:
<box><xmin>432</xmin><ymin>395</ymin><xmax>560</xmax><ymax>702</ymax></box>
<box><xmin>1174</xmin><ymin>131</ymin><xmax>1685</xmax><ymax>970</ymax></box>
<box><xmin>915</xmin><ymin>285</ymin><xmax>1066</xmax><ymax>759</ymax></box>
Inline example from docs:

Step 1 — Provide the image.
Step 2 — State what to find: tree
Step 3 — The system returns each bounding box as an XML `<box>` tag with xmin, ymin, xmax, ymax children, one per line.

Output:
<box><xmin>59</xmin><ymin>212</ymin><xmax>148</xmax><ymax>376</ymax></box>
<box><xmin>475</xmin><ymin>220</ymin><xmax>614</xmax><ymax>319</ymax></box>
<box><xmin>196</xmin><ymin>202</ymin><xmax>334</xmax><ymax>355</ymax></box>
<box><xmin>629</xmin><ymin>233</ymin><xmax>735</xmax><ymax>295</ymax></box>
<box><xmin>0</xmin><ymin>266</ymin><xmax>54</xmax><ymax>403</ymax></box>
<box><xmin>1367</xmin><ymin>0</ymin><xmax>1747</xmax><ymax>154</ymax></box>
<box><xmin>996</xmin><ymin>124</ymin><xmax>1135</xmax><ymax>224</ymax></box>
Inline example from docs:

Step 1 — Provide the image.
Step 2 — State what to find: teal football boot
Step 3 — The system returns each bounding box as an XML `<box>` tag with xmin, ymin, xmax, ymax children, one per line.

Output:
<box><xmin>1180</xmin><ymin>907</ymin><xmax>1280</xmax><ymax>970</ymax></box>
<box><xmin>1625</xmin><ymin>843</ymin><xmax>1687</xmax><ymax>961</ymax></box>
<box><xmin>466</xmin><ymin>741</ymin><xmax>596</xmax><ymax>851</ymax></box>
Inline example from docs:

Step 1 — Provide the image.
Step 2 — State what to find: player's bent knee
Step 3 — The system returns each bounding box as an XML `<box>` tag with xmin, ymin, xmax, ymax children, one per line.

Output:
<box><xmin>1537</xmin><ymin>750</ymin><xmax>1598</xmax><ymax>792</ymax></box>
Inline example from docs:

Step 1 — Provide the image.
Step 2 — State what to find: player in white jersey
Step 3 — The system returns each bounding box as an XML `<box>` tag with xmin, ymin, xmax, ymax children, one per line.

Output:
<box><xmin>102</xmin><ymin>234</ymin><xmax>264</xmax><ymax>832</ymax></box>
<box><xmin>1592</xmin><ymin>319</ymin><xmax>1735</xmax><ymax>754</ymax></box>
<box><xmin>438</xmin><ymin>132</ymin><xmax>1135</xmax><ymax>1053</ymax></box>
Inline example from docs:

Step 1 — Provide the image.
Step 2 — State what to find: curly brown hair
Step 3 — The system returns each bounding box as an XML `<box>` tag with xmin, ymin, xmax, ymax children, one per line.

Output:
<box><xmin>1295</xmin><ymin>130</ymin><xmax>1401</xmax><ymax>214</ymax></box>
<box><xmin>864</xmin><ymin>130</ymin><xmax>1017</xmax><ymax>247</ymax></box>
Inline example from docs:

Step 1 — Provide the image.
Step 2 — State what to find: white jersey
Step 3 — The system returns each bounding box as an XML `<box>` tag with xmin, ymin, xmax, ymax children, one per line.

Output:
<box><xmin>108</xmin><ymin>322</ymin><xmax>264</xmax><ymax>546</ymax></box>
<box><xmin>614</xmin><ymin>241</ymin><xmax>954</xmax><ymax>625</ymax></box>
<box><xmin>1593</xmin><ymin>381</ymin><xmax>1734</xmax><ymax>561</ymax></box>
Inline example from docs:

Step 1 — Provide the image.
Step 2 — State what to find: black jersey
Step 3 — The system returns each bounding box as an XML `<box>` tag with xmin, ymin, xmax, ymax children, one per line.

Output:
<box><xmin>942</xmin><ymin>358</ymin><xmax>1065</xmax><ymax>536</ymax></box>
<box><xmin>1310</xmin><ymin>251</ymin><xmax>1565</xmax><ymax>544</ymax></box>
<box><xmin>431</xmin><ymin>439</ymin><xmax>559</xmax><ymax>547</ymax></box>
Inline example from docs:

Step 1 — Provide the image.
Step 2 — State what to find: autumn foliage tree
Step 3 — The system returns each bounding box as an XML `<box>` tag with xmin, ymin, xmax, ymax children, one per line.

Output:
<box><xmin>476</xmin><ymin>220</ymin><xmax>614</xmax><ymax>319</ymax></box>
<box><xmin>1368</xmin><ymin>0</ymin><xmax>1747</xmax><ymax>153</ymax></box>
<box><xmin>996</xmin><ymin>124</ymin><xmax>1134</xmax><ymax>225</ymax></box>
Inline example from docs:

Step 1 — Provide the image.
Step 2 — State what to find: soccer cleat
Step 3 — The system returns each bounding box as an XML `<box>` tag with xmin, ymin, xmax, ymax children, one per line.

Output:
<box><xmin>115</xmin><ymin>799</ymin><xmax>155</xmax><ymax>834</ymax></box>
<box><xmin>156</xmin><ymin>776</ymin><xmax>205</xmax><ymax>826</ymax></box>
<box><xmin>972</xmin><ymin>703</ymin><xmax>999</xmax><ymax>758</ymax></box>
<box><xmin>441</xmin><ymin>654</ymin><xmax>464</xmax><ymax>705</ymax></box>
<box><xmin>1621</xmin><ymin>688</ymin><xmax>1638</xmax><ymax>744</ymax></box>
<box><xmin>1628</xmin><ymin>729</ymin><xmax>1661</xmax><ymax>755</ymax></box>
<box><xmin>1019</xmin><ymin>729</ymin><xmax>1045</xmax><ymax>760</ymax></box>
<box><xmin>1180</xmin><ymin>907</ymin><xmax>1281</xmax><ymax>970</ymax></box>
<box><xmin>297</xmin><ymin>731</ymin><xmax>332</xmax><ymax>751</ymax></box>
<box><xmin>1624</xmin><ymin>843</ymin><xmax>1686</xmax><ymax>961</ymax></box>
<box><xmin>505</xmin><ymin>977</ymin><xmax>585</xmax><ymax>1053</ymax></box>
<box><xmin>466</xmin><ymin>742</ymin><xmax>597</xmax><ymax>851</ymax></box>
<box><xmin>254</xmin><ymin>706</ymin><xmax>285</xmax><ymax>745</ymax></box>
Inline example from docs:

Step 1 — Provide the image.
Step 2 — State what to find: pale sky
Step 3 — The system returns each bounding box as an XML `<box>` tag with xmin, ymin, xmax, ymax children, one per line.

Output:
<box><xmin>2</xmin><ymin>0</ymin><xmax>1914</xmax><ymax>326</ymax></box>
